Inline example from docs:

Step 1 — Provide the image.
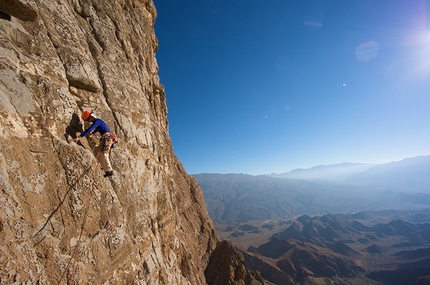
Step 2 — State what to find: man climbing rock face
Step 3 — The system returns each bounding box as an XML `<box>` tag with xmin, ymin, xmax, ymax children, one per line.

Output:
<box><xmin>74</xmin><ymin>111</ymin><xmax>114</xmax><ymax>177</ymax></box>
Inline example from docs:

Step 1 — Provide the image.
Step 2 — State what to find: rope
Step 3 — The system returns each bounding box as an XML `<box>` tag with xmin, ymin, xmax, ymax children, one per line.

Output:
<box><xmin>67</xmin><ymin>150</ymin><xmax>100</xmax><ymax>285</ymax></box>
<box><xmin>37</xmin><ymin>140</ymin><xmax>112</xmax><ymax>284</ymax></box>
<box><xmin>32</xmin><ymin>166</ymin><xmax>92</xmax><ymax>240</ymax></box>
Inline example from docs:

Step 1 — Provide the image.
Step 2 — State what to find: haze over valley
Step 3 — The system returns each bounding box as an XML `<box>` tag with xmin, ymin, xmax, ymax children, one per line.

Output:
<box><xmin>194</xmin><ymin>155</ymin><xmax>430</xmax><ymax>284</ymax></box>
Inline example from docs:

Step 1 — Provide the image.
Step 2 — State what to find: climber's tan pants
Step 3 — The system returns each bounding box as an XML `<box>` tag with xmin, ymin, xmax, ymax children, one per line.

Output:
<box><xmin>94</xmin><ymin>144</ymin><xmax>113</xmax><ymax>172</ymax></box>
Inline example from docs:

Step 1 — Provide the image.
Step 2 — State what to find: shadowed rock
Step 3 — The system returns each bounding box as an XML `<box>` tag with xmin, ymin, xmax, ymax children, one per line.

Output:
<box><xmin>0</xmin><ymin>0</ymin><xmax>37</xmax><ymax>21</ymax></box>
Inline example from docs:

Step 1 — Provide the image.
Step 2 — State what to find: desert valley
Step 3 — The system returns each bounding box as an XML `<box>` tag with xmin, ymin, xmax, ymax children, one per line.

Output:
<box><xmin>195</xmin><ymin>156</ymin><xmax>430</xmax><ymax>284</ymax></box>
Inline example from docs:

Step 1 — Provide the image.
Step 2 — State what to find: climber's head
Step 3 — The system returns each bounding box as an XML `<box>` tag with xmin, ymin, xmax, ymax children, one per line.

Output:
<box><xmin>81</xmin><ymin>110</ymin><xmax>92</xmax><ymax>121</ymax></box>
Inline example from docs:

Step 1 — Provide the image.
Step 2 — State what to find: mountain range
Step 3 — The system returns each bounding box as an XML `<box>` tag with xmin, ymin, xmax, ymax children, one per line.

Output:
<box><xmin>194</xmin><ymin>155</ymin><xmax>430</xmax><ymax>284</ymax></box>
<box><xmin>194</xmin><ymin>156</ymin><xmax>430</xmax><ymax>224</ymax></box>
<box><xmin>267</xmin><ymin>162</ymin><xmax>375</xmax><ymax>181</ymax></box>
<box><xmin>268</xmin><ymin>155</ymin><xmax>430</xmax><ymax>192</ymax></box>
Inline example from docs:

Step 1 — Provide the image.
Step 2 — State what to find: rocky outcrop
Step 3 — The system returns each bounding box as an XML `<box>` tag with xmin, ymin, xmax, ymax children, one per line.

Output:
<box><xmin>205</xmin><ymin>241</ymin><xmax>265</xmax><ymax>285</ymax></box>
<box><xmin>0</xmin><ymin>0</ymin><xmax>262</xmax><ymax>284</ymax></box>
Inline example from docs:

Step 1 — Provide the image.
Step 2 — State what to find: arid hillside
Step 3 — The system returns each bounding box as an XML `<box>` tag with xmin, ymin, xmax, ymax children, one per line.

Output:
<box><xmin>245</xmin><ymin>212</ymin><xmax>430</xmax><ymax>285</ymax></box>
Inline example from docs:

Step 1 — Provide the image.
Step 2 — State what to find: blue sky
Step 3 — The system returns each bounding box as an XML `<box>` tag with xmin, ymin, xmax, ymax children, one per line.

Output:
<box><xmin>154</xmin><ymin>0</ymin><xmax>430</xmax><ymax>175</ymax></box>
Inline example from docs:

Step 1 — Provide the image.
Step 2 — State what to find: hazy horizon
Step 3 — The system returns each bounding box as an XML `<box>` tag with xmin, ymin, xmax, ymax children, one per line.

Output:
<box><xmin>191</xmin><ymin>154</ymin><xmax>428</xmax><ymax>176</ymax></box>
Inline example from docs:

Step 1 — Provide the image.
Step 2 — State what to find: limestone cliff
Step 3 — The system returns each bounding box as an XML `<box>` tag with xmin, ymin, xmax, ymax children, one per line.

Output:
<box><xmin>0</xmin><ymin>0</ymin><xmax>263</xmax><ymax>284</ymax></box>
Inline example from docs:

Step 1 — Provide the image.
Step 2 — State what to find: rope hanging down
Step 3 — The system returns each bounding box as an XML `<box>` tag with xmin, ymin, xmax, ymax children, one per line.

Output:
<box><xmin>32</xmin><ymin>166</ymin><xmax>92</xmax><ymax>241</ymax></box>
<box><xmin>67</xmin><ymin>151</ymin><xmax>100</xmax><ymax>284</ymax></box>
<box><xmin>54</xmin><ymin>152</ymin><xmax>100</xmax><ymax>284</ymax></box>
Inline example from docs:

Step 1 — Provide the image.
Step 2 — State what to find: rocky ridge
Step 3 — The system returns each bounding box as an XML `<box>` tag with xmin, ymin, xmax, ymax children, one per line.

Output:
<box><xmin>244</xmin><ymin>214</ymin><xmax>430</xmax><ymax>284</ymax></box>
<box><xmin>0</xmin><ymin>0</ymin><xmax>262</xmax><ymax>284</ymax></box>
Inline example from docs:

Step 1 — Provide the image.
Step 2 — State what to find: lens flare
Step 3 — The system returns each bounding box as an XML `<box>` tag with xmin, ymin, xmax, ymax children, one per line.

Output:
<box><xmin>355</xmin><ymin>41</ymin><xmax>380</xmax><ymax>62</ymax></box>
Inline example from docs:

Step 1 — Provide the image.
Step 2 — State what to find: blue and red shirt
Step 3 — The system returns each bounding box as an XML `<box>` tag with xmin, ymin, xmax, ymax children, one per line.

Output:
<box><xmin>80</xmin><ymin>118</ymin><xmax>110</xmax><ymax>138</ymax></box>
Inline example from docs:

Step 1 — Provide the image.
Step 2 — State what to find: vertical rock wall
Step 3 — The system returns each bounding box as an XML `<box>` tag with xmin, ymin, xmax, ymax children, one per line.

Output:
<box><xmin>0</xmin><ymin>0</ymin><xmax>263</xmax><ymax>284</ymax></box>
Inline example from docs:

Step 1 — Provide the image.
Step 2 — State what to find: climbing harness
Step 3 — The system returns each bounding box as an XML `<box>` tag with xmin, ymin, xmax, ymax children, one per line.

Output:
<box><xmin>100</xmin><ymin>132</ymin><xmax>118</xmax><ymax>151</ymax></box>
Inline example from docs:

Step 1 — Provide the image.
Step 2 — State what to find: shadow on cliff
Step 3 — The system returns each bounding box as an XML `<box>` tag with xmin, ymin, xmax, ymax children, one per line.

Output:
<box><xmin>65</xmin><ymin>113</ymin><xmax>84</xmax><ymax>148</ymax></box>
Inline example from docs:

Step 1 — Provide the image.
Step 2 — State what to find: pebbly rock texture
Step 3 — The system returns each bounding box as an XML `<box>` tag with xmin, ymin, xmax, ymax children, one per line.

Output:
<box><xmin>0</xmin><ymin>0</ymin><xmax>263</xmax><ymax>284</ymax></box>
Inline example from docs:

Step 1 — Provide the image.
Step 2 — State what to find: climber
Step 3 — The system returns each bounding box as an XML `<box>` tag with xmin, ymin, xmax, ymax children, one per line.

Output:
<box><xmin>73</xmin><ymin>111</ymin><xmax>115</xmax><ymax>177</ymax></box>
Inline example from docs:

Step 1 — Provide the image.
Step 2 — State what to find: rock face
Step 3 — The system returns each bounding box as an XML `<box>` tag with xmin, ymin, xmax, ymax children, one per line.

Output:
<box><xmin>0</xmin><ymin>0</ymin><xmax>262</xmax><ymax>284</ymax></box>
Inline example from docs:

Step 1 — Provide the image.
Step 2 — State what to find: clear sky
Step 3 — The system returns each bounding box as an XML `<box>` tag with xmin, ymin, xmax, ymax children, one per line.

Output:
<box><xmin>154</xmin><ymin>0</ymin><xmax>430</xmax><ymax>175</ymax></box>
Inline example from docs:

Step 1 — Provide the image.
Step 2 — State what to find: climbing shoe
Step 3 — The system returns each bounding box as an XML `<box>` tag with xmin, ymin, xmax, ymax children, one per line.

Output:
<box><xmin>104</xmin><ymin>170</ymin><xmax>114</xmax><ymax>177</ymax></box>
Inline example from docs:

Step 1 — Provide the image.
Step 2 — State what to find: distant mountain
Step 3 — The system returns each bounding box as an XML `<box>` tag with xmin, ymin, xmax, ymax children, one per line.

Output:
<box><xmin>194</xmin><ymin>173</ymin><xmax>430</xmax><ymax>223</ymax></box>
<box><xmin>268</xmin><ymin>162</ymin><xmax>375</xmax><ymax>182</ymax></box>
<box><xmin>269</xmin><ymin>156</ymin><xmax>430</xmax><ymax>192</ymax></box>
<box><xmin>344</xmin><ymin>156</ymin><xmax>430</xmax><ymax>191</ymax></box>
